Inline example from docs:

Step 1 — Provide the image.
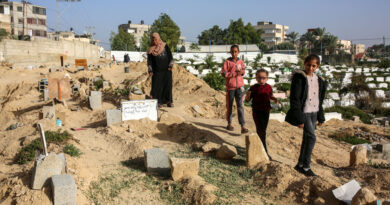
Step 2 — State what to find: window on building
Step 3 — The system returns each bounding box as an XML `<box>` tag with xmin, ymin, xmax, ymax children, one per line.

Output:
<box><xmin>32</xmin><ymin>6</ymin><xmax>46</xmax><ymax>15</ymax></box>
<box><xmin>38</xmin><ymin>19</ymin><xmax>46</xmax><ymax>26</ymax></box>
<box><xmin>11</xmin><ymin>29</ymin><xmax>14</xmax><ymax>35</ymax></box>
<box><xmin>17</xmin><ymin>6</ymin><xmax>22</xmax><ymax>12</ymax></box>
<box><xmin>11</xmin><ymin>16</ymin><xmax>13</xmax><ymax>23</ymax></box>
<box><xmin>0</xmin><ymin>6</ymin><xmax>4</xmax><ymax>14</ymax></box>
<box><xmin>27</xmin><ymin>18</ymin><xmax>32</xmax><ymax>24</ymax></box>
<box><xmin>10</xmin><ymin>6</ymin><xmax>13</xmax><ymax>11</ymax></box>
<box><xmin>18</xmin><ymin>18</ymin><xmax>23</xmax><ymax>24</ymax></box>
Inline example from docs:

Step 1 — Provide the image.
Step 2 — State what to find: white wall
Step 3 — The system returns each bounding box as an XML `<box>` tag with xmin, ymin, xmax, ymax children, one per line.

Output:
<box><xmin>110</xmin><ymin>51</ymin><xmax>299</xmax><ymax>64</ymax></box>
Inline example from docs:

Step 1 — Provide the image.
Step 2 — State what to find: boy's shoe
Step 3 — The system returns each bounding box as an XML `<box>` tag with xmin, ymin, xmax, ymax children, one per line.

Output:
<box><xmin>294</xmin><ymin>164</ymin><xmax>304</xmax><ymax>173</ymax></box>
<box><xmin>241</xmin><ymin>127</ymin><xmax>249</xmax><ymax>134</ymax></box>
<box><xmin>300</xmin><ymin>168</ymin><xmax>317</xmax><ymax>177</ymax></box>
<box><xmin>226</xmin><ymin>125</ymin><xmax>234</xmax><ymax>131</ymax></box>
<box><xmin>167</xmin><ymin>103</ymin><xmax>174</xmax><ymax>107</ymax></box>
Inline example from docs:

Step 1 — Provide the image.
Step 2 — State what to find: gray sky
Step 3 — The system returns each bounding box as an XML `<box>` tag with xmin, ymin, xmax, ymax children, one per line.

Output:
<box><xmin>27</xmin><ymin>0</ymin><xmax>390</xmax><ymax>49</ymax></box>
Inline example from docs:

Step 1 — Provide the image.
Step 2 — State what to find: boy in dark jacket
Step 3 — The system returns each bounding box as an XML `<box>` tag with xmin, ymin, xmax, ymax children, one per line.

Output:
<box><xmin>285</xmin><ymin>54</ymin><xmax>327</xmax><ymax>177</ymax></box>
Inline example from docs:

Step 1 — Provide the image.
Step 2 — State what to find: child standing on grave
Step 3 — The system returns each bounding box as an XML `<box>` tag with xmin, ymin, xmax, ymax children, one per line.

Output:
<box><xmin>221</xmin><ymin>45</ymin><xmax>248</xmax><ymax>133</ymax></box>
<box><xmin>245</xmin><ymin>69</ymin><xmax>278</xmax><ymax>159</ymax></box>
<box><xmin>285</xmin><ymin>54</ymin><xmax>327</xmax><ymax>177</ymax></box>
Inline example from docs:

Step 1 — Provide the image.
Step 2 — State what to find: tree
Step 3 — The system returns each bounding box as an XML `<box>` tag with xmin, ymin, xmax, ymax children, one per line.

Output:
<box><xmin>277</xmin><ymin>42</ymin><xmax>296</xmax><ymax>50</ymax></box>
<box><xmin>197</xmin><ymin>18</ymin><xmax>263</xmax><ymax>46</ymax></box>
<box><xmin>149</xmin><ymin>13</ymin><xmax>181</xmax><ymax>51</ymax></box>
<box><xmin>251</xmin><ymin>52</ymin><xmax>263</xmax><ymax>70</ymax></box>
<box><xmin>190</xmin><ymin>43</ymin><xmax>201</xmax><ymax>51</ymax></box>
<box><xmin>198</xmin><ymin>25</ymin><xmax>226</xmax><ymax>45</ymax></box>
<box><xmin>286</xmin><ymin>31</ymin><xmax>299</xmax><ymax>46</ymax></box>
<box><xmin>0</xmin><ymin>28</ymin><xmax>8</xmax><ymax>41</ymax></box>
<box><xmin>110</xmin><ymin>28</ymin><xmax>136</xmax><ymax>51</ymax></box>
<box><xmin>203</xmin><ymin>54</ymin><xmax>218</xmax><ymax>72</ymax></box>
<box><xmin>141</xmin><ymin>32</ymin><xmax>150</xmax><ymax>51</ymax></box>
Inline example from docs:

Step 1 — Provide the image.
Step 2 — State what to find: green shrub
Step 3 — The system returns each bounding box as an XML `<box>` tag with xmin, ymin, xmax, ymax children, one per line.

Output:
<box><xmin>17</xmin><ymin>130</ymin><xmax>72</xmax><ymax>164</ymax></box>
<box><xmin>378</xmin><ymin>58</ymin><xmax>390</xmax><ymax>68</ymax></box>
<box><xmin>94</xmin><ymin>80</ymin><xmax>104</xmax><ymax>90</ymax></box>
<box><xmin>45</xmin><ymin>130</ymin><xmax>71</xmax><ymax>144</ymax></box>
<box><xmin>325</xmin><ymin>106</ymin><xmax>372</xmax><ymax>124</ymax></box>
<box><xmin>63</xmin><ymin>144</ymin><xmax>82</xmax><ymax>157</ymax></box>
<box><xmin>113</xmin><ymin>87</ymin><xmax>130</xmax><ymax>96</ymax></box>
<box><xmin>202</xmin><ymin>72</ymin><xmax>225</xmax><ymax>91</ymax></box>
<box><xmin>276</xmin><ymin>83</ymin><xmax>291</xmax><ymax>92</ymax></box>
<box><xmin>17</xmin><ymin>139</ymin><xmax>42</xmax><ymax>164</ymax></box>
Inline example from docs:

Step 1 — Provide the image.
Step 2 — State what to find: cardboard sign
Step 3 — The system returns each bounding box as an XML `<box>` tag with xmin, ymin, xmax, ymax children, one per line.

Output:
<box><xmin>121</xmin><ymin>100</ymin><xmax>158</xmax><ymax>121</ymax></box>
<box><xmin>75</xmin><ymin>59</ymin><xmax>87</xmax><ymax>69</ymax></box>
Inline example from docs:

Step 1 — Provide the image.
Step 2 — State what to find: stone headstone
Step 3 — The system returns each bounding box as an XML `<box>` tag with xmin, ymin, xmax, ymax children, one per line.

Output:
<box><xmin>216</xmin><ymin>143</ymin><xmax>237</xmax><ymax>160</ymax></box>
<box><xmin>246</xmin><ymin>134</ymin><xmax>269</xmax><ymax>169</ymax></box>
<box><xmin>89</xmin><ymin>91</ymin><xmax>102</xmax><ymax>110</ymax></box>
<box><xmin>144</xmin><ymin>148</ymin><xmax>170</xmax><ymax>176</ymax></box>
<box><xmin>31</xmin><ymin>153</ymin><xmax>63</xmax><ymax>189</ymax></box>
<box><xmin>51</xmin><ymin>174</ymin><xmax>77</xmax><ymax>205</ymax></box>
<box><xmin>42</xmin><ymin>106</ymin><xmax>55</xmax><ymax>119</ymax></box>
<box><xmin>351</xmin><ymin>188</ymin><xmax>377</xmax><ymax>205</ymax></box>
<box><xmin>353</xmin><ymin>116</ymin><xmax>360</xmax><ymax>123</ymax></box>
<box><xmin>201</xmin><ymin>142</ymin><xmax>221</xmax><ymax>153</ymax></box>
<box><xmin>56</xmin><ymin>153</ymin><xmax>66</xmax><ymax>173</ymax></box>
<box><xmin>106</xmin><ymin>109</ymin><xmax>122</xmax><ymax>126</ymax></box>
<box><xmin>377</xmin><ymin>143</ymin><xmax>390</xmax><ymax>153</ymax></box>
<box><xmin>350</xmin><ymin>145</ymin><xmax>367</xmax><ymax>167</ymax></box>
<box><xmin>170</xmin><ymin>158</ymin><xmax>200</xmax><ymax>181</ymax></box>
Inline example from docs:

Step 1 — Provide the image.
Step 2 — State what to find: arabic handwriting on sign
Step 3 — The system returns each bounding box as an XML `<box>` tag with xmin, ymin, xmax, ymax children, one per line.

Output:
<box><xmin>123</xmin><ymin>102</ymin><xmax>153</xmax><ymax>115</ymax></box>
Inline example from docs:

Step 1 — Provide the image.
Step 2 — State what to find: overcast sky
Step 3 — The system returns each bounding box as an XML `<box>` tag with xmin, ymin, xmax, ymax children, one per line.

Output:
<box><xmin>26</xmin><ymin>0</ymin><xmax>390</xmax><ymax>50</ymax></box>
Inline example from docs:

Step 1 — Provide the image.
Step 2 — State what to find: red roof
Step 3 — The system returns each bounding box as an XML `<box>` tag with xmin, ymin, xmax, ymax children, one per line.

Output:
<box><xmin>354</xmin><ymin>53</ymin><xmax>365</xmax><ymax>60</ymax></box>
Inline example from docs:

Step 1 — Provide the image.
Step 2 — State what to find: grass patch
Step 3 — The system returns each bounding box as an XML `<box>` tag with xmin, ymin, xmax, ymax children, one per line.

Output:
<box><xmin>63</xmin><ymin>144</ymin><xmax>82</xmax><ymax>157</ymax></box>
<box><xmin>369</xmin><ymin>160</ymin><xmax>390</xmax><ymax>169</ymax></box>
<box><xmin>325</xmin><ymin>106</ymin><xmax>373</xmax><ymax>124</ymax></box>
<box><xmin>16</xmin><ymin>130</ymin><xmax>72</xmax><ymax>164</ymax></box>
<box><xmin>329</xmin><ymin>132</ymin><xmax>370</xmax><ymax>145</ymax></box>
<box><xmin>87</xmin><ymin>146</ymin><xmax>265</xmax><ymax>205</ymax></box>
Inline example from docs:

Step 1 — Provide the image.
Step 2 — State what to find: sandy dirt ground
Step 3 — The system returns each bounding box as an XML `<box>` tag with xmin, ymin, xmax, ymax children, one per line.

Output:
<box><xmin>0</xmin><ymin>62</ymin><xmax>389</xmax><ymax>205</ymax></box>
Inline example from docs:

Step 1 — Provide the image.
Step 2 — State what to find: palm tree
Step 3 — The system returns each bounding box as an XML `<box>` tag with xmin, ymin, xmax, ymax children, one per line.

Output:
<box><xmin>203</xmin><ymin>54</ymin><xmax>218</xmax><ymax>72</ymax></box>
<box><xmin>287</xmin><ymin>31</ymin><xmax>299</xmax><ymax>47</ymax></box>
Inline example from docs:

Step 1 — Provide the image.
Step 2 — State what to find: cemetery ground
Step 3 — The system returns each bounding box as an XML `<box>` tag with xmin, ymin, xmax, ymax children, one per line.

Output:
<box><xmin>0</xmin><ymin>62</ymin><xmax>389</xmax><ymax>205</ymax></box>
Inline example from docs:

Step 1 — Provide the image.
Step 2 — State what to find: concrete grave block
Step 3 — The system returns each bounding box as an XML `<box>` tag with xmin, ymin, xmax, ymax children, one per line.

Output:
<box><xmin>89</xmin><ymin>91</ymin><xmax>102</xmax><ymax>110</ymax></box>
<box><xmin>350</xmin><ymin>145</ymin><xmax>367</xmax><ymax>167</ymax></box>
<box><xmin>144</xmin><ymin>148</ymin><xmax>170</xmax><ymax>176</ymax></box>
<box><xmin>106</xmin><ymin>109</ymin><xmax>122</xmax><ymax>126</ymax></box>
<box><xmin>31</xmin><ymin>153</ymin><xmax>63</xmax><ymax>189</ymax></box>
<box><xmin>102</xmin><ymin>81</ymin><xmax>110</xmax><ymax>89</ymax></box>
<box><xmin>42</xmin><ymin>106</ymin><xmax>55</xmax><ymax>119</ymax></box>
<box><xmin>43</xmin><ymin>89</ymin><xmax>49</xmax><ymax>101</ymax></box>
<box><xmin>51</xmin><ymin>174</ymin><xmax>77</xmax><ymax>205</ymax></box>
<box><xmin>56</xmin><ymin>153</ymin><xmax>66</xmax><ymax>173</ymax></box>
<box><xmin>377</xmin><ymin>143</ymin><xmax>390</xmax><ymax>153</ymax></box>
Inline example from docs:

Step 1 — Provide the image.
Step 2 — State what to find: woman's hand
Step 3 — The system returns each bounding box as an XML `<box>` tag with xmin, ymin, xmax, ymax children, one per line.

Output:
<box><xmin>298</xmin><ymin>124</ymin><xmax>304</xmax><ymax>129</ymax></box>
<box><xmin>168</xmin><ymin>67</ymin><xmax>172</xmax><ymax>71</ymax></box>
<box><xmin>149</xmin><ymin>72</ymin><xmax>153</xmax><ymax>77</ymax></box>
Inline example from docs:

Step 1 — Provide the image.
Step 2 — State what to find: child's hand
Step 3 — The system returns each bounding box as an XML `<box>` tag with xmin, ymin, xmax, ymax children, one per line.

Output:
<box><xmin>274</xmin><ymin>99</ymin><xmax>279</xmax><ymax>104</ymax></box>
<box><xmin>318</xmin><ymin>123</ymin><xmax>323</xmax><ymax>127</ymax></box>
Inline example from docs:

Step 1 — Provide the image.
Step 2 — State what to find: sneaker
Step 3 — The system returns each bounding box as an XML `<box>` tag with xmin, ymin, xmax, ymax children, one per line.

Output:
<box><xmin>294</xmin><ymin>164</ymin><xmax>303</xmax><ymax>173</ymax></box>
<box><xmin>167</xmin><ymin>103</ymin><xmax>174</xmax><ymax>107</ymax></box>
<box><xmin>302</xmin><ymin>168</ymin><xmax>317</xmax><ymax>177</ymax></box>
<box><xmin>226</xmin><ymin>125</ymin><xmax>234</xmax><ymax>131</ymax></box>
<box><xmin>241</xmin><ymin>127</ymin><xmax>249</xmax><ymax>134</ymax></box>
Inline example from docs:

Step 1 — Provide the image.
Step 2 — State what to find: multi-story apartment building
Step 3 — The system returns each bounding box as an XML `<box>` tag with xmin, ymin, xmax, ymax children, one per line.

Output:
<box><xmin>118</xmin><ymin>20</ymin><xmax>150</xmax><ymax>48</ymax></box>
<box><xmin>0</xmin><ymin>0</ymin><xmax>47</xmax><ymax>37</ymax></box>
<box><xmin>352</xmin><ymin>43</ymin><xmax>365</xmax><ymax>54</ymax></box>
<box><xmin>337</xmin><ymin>40</ymin><xmax>352</xmax><ymax>54</ymax></box>
<box><xmin>254</xmin><ymin>21</ymin><xmax>289</xmax><ymax>47</ymax></box>
<box><xmin>0</xmin><ymin>3</ymin><xmax>10</xmax><ymax>33</ymax></box>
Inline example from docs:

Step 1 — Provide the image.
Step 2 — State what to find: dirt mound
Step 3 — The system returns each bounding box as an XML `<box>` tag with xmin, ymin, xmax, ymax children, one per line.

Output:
<box><xmin>254</xmin><ymin>161</ymin><xmax>341</xmax><ymax>204</ymax></box>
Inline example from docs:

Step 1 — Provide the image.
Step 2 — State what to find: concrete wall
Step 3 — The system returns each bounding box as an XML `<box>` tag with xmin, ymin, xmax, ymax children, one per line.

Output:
<box><xmin>110</xmin><ymin>51</ymin><xmax>299</xmax><ymax>64</ymax></box>
<box><xmin>0</xmin><ymin>38</ymin><xmax>104</xmax><ymax>67</ymax></box>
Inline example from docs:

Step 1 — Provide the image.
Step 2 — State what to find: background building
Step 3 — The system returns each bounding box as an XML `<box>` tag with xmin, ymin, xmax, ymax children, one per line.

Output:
<box><xmin>337</xmin><ymin>40</ymin><xmax>352</xmax><ymax>54</ymax></box>
<box><xmin>254</xmin><ymin>21</ymin><xmax>289</xmax><ymax>47</ymax></box>
<box><xmin>0</xmin><ymin>3</ymin><xmax>10</xmax><ymax>33</ymax></box>
<box><xmin>118</xmin><ymin>20</ymin><xmax>150</xmax><ymax>48</ymax></box>
<box><xmin>0</xmin><ymin>0</ymin><xmax>47</xmax><ymax>37</ymax></box>
<box><xmin>352</xmin><ymin>43</ymin><xmax>365</xmax><ymax>54</ymax></box>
